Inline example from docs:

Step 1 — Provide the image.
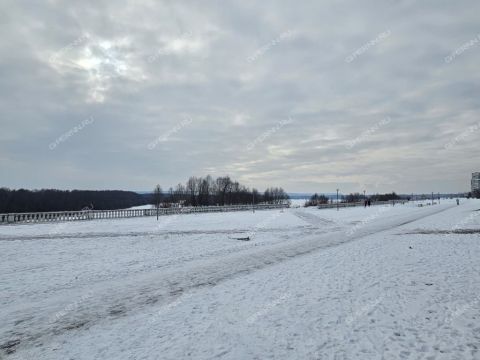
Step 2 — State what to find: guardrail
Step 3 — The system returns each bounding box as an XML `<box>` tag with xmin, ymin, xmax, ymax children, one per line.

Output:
<box><xmin>0</xmin><ymin>204</ymin><xmax>289</xmax><ymax>225</ymax></box>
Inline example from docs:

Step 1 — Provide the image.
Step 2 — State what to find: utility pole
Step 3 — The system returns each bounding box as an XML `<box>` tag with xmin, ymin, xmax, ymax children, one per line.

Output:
<box><xmin>337</xmin><ymin>189</ymin><xmax>339</xmax><ymax>211</ymax></box>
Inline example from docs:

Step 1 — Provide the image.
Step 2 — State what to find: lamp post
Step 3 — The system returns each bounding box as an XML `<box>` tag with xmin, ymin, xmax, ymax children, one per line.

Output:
<box><xmin>337</xmin><ymin>189</ymin><xmax>339</xmax><ymax>211</ymax></box>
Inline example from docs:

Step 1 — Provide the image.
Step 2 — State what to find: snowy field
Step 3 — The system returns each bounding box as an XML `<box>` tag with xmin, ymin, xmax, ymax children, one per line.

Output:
<box><xmin>1</xmin><ymin>199</ymin><xmax>480</xmax><ymax>359</ymax></box>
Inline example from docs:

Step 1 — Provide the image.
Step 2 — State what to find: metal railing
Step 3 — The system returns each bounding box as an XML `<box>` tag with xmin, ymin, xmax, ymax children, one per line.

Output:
<box><xmin>0</xmin><ymin>204</ymin><xmax>289</xmax><ymax>225</ymax></box>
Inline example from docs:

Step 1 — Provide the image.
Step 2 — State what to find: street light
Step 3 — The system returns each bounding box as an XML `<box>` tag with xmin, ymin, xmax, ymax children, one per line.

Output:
<box><xmin>337</xmin><ymin>189</ymin><xmax>339</xmax><ymax>211</ymax></box>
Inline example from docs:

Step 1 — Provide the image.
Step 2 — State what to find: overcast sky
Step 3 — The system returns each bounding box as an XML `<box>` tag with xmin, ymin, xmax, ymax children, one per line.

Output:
<box><xmin>1</xmin><ymin>0</ymin><xmax>479</xmax><ymax>194</ymax></box>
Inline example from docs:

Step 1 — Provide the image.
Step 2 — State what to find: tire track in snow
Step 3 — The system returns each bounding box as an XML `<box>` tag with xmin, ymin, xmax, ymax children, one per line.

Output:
<box><xmin>0</xmin><ymin>227</ymin><xmax>309</xmax><ymax>242</ymax></box>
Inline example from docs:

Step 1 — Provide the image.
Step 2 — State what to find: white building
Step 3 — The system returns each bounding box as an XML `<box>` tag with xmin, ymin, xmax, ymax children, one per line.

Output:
<box><xmin>472</xmin><ymin>172</ymin><xmax>480</xmax><ymax>192</ymax></box>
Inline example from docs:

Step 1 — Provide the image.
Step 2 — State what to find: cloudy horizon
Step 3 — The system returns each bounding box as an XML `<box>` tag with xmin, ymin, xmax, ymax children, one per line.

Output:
<box><xmin>1</xmin><ymin>0</ymin><xmax>479</xmax><ymax>194</ymax></box>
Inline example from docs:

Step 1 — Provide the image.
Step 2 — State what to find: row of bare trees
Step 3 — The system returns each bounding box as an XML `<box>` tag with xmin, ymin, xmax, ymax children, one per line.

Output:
<box><xmin>152</xmin><ymin>176</ymin><xmax>289</xmax><ymax>207</ymax></box>
<box><xmin>305</xmin><ymin>193</ymin><xmax>330</xmax><ymax>207</ymax></box>
<box><xmin>467</xmin><ymin>190</ymin><xmax>480</xmax><ymax>199</ymax></box>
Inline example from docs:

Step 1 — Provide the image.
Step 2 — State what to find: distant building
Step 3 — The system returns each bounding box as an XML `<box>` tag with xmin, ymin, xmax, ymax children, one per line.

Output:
<box><xmin>472</xmin><ymin>172</ymin><xmax>480</xmax><ymax>192</ymax></box>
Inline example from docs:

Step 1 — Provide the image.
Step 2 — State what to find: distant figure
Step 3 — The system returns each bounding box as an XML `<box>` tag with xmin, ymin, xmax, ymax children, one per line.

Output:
<box><xmin>368</xmin><ymin>199</ymin><xmax>371</xmax><ymax>207</ymax></box>
<box><xmin>364</xmin><ymin>199</ymin><xmax>368</xmax><ymax>208</ymax></box>
<box><xmin>456</xmin><ymin>199</ymin><xmax>460</xmax><ymax>205</ymax></box>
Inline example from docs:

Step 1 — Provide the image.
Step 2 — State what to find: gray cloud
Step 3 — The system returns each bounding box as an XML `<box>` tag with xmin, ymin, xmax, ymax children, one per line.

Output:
<box><xmin>1</xmin><ymin>0</ymin><xmax>479</xmax><ymax>193</ymax></box>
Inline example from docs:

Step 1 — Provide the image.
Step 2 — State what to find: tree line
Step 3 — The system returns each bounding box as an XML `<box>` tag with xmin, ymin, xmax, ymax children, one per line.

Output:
<box><xmin>305</xmin><ymin>193</ymin><xmax>330</xmax><ymax>207</ymax></box>
<box><xmin>467</xmin><ymin>190</ymin><xmax>480</xmax><ymax>199</ymax></box>
<box><xmin>152</xmin><ymin>175</ymin><xmax>289</xmax><ymax>207</ymax></box>
<box><xmin>0</xmin><ymin>188</ymin><xmax>150</xmax><ymax>213</ymax></box>
<box><xmin>343</xmin><ymin>192</ymin><xmax>401</xmax><ymax>203</ymax></box>
<box><xmin>305</xmin><ymin>192</ymin><xmax>402</xmax><ymax>207</ymax></box>
<box><xmin>0</xmin><ymin>176</ymin><xmax>290</xmax><ymax>213</ymax></box>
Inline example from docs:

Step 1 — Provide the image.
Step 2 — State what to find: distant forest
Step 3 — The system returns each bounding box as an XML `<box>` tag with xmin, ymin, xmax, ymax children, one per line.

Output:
<box><xmin>0</xmin><ymin>189</ymin><xmax>149</xmax><ymax>213</ymax></box>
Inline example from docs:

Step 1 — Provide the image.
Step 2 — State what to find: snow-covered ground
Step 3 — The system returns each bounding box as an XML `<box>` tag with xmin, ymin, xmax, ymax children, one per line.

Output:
<box><xmin>1</xmin><ymin>199</ymin><xmax>479</xmax><ymax>359</ymax></box>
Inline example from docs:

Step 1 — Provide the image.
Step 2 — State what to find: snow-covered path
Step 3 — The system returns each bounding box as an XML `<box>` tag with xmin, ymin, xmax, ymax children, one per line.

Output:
<box><xmin>1</xmin><ymin>200</ymin><xmax>479</xmax><ymax>359</ymax></box>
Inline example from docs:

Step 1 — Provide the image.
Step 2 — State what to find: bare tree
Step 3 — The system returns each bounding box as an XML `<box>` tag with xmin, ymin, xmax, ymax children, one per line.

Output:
<box><xmin>173</xmin><ymin>183</ymin><xmax>186</xmax><ymax>205</ymax></box>
<box><xmin>197</xmin><ymin>176</ymin><xmax>212</xmax><ymax>206</ymax></box>
<box><xmin>264</xmin><ymin>187</ymin><xmax>289</xmax><ymax>204</ymax></box>
<box><xmin>186</xmin><ymin>176</ymin><xmax>199</xmax><ymax>206</ymax></box>
<box><xmin>216</xmin><ymin>176</ymin><xmax>232</xmax><ymax>206</ymax></box>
